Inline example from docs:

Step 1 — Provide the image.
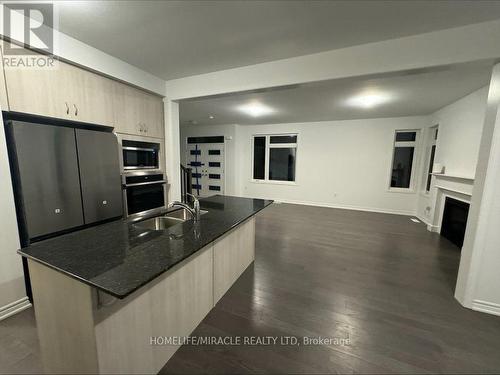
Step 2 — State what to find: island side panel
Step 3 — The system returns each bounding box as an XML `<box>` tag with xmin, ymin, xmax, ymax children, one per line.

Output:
<box><xmin>93</xmin><ymin>244</ymin><xmax>214</xmax><ymax>374</ymax></box>
<box><xmin>213</xmin><ymin>217</ymin><xmax>256</xmax><ymax>304</ymax></box>
<box><xmin>28</xmin><ymin>259</ymin><xmax>99</xmax><ymax>374</ymax></box>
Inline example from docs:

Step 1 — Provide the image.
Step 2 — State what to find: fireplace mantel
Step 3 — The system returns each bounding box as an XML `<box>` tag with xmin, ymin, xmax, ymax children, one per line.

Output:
<box><xmin>427</xmin><ymin>175</ymin><xmax>474</xmax><ymax>233</ymax></box>
<box><xmin>431</xmin><ymin>173</ymin><xmax>475</xmax><ymax>181</ymax></box>
<box><xmin>434</xmin><ymin>185</ymin><xmax>472</xmax><ymax>197</ymax></box>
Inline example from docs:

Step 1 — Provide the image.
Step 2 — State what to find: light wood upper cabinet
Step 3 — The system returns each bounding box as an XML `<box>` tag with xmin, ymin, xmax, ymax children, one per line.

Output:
<box><xmin>4</xmin><ymin>51</ymin><xmax>115</xmax><ymax>127</ymax></box>
<box><xmin>69</xmin><ymin>64</ymin><xmax>114</xmax><ymax>127</ymax></box>
<box><xmin>2</xmin><ymin>48</ymin><xmax>164</xmax><ymax>138</ymax></box>
<box><xmin>4</xmin><ymin>54</ymin><xmax>69</xmax><ymax>119</ymax></box>
<box><xmin>112</xmin><ymin>81</ymin><xmax>164</xmax><ymax>138</ymax></box>
<box><xmin>111</xmin><ymin>82</ymin><xmax>142</xmax><ymax>135</ymax></box>
<box><xmin>143</xmin><ymin>92</ymin><xmax>164</xmax><ymax>138</ymax></box>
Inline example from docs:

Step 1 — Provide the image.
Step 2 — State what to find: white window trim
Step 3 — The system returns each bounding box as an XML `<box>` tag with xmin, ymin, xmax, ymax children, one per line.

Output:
<box><xmin>387</xmin><ymin>129</ymin><xmax>420</xmax><ymax>193</ymax></box>
<box><xmin>251</xmin><ymin>133</ymin><xmax>298</xmax><ymax>185</ymax></box>
<box><xmin>422</xmin><ymin>125</ymin><xmax>439</xmax><ymax>195</ymax></box>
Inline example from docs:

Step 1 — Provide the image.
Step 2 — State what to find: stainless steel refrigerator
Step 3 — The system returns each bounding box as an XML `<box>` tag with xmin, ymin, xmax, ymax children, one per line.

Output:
<box><xmin>5</xmin><ymin>119</ymin><xmax>124</xmax><ymax>244</ymax></box>
<box><xmin>5</xmin><ymin>117</ymin><xmax>124</xmax><ymax>301</ymax></box>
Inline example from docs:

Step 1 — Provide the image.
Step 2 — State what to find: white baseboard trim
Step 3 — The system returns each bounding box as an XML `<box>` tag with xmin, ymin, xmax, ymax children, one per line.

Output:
<box><xmin>426</xmin><ymin>224</ymin><xmax>440</xmax><ymax>232</ymax></box>
<box><xmin>471</xmin><ymin>299</ymin><xmax>500</xmax><ymax>316</ymax></box>
<box><xmin>0</xmin><ymin>297</ymin><xmax>32</xmax><ymax>321</ymax></box>
<box><xmin>268</xmin><ymin>198</ymin><xmax>416</xmax><ymax>217</ymax></box>
<box><xmin>416</xmin><ymin>215</ymin><xmax>431</xmax><ymax>227</ymax></box>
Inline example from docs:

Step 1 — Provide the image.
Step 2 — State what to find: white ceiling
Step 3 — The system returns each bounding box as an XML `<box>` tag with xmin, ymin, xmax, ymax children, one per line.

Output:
<box><xmin>56</xmin><ymin>1</ymin><xmax>500</xmax><ymax>80</ymax></box>
<box><xmin>179</xmin><ymin>61</ymin><xmax>493</xmax><ymax>126</ymax></box>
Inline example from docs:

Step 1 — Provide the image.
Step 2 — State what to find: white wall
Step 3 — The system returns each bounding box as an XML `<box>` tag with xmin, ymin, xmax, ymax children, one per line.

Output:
<box><xmin>182</xmin><ymin>88</ymin><xmax>489</xmax><ymax>221</ymax></box>
<box><xmin>456</xmin><ymin>64</ymin><xmax>500</xmax><ymax>314</ymax></box>
<box><xmin>0</xmin><ymin>108</ymin><xmax>26</xmax><ymax>317</ymax></box>
<box><xmin>181</xmin><ymin>116</ymin><xmax>429</xmax><ymax>215</ymax></box>
<box><xmin>416</xmin><ymin>87</ymin><xmax>488</xmax><ymax>223</ymax></box>
<box><xmin>431</xmin><ymin>87</ymin><xmax>488</xmax><ymax>177</ymax></box>
<box><xmin>471</xmin><ymin>115</ymin><xmax>500</xmax><ymax>311</ymax></box>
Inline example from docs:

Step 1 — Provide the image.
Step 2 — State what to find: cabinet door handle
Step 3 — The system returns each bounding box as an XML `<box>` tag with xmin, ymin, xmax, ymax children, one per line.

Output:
<box><xmin>73</xmin><ymin>104</ymin><xmax>78</xmax><ymax>116</ymax></box>
<box><xmin>65</xmin><ymin>102</ymin><xmax>69</xmax><ymax>115</ymax></box>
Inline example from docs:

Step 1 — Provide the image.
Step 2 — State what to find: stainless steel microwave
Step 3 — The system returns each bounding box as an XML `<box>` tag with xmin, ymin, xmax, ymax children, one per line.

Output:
<box><xmin>120</xmin><ymin>139</ymin><xmax>160</xmax><ymax>171</ymax></box>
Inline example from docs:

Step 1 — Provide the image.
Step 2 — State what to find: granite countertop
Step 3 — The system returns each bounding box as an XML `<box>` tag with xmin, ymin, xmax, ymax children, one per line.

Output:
<box><xmin>18</xmin><ymin>195</ymin><xmax>273</xmax><ymax>299</ymax></box>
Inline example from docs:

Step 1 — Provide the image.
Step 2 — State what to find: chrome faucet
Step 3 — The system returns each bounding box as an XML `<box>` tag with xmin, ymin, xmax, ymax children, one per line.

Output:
<box><xmin>168</xmin><ymin>193</ymin><xmax>200</xmax><ymax>222</ymax></box>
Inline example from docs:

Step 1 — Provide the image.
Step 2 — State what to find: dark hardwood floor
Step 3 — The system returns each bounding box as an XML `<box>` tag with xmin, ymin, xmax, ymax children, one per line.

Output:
<box><xmin>2</xmin><ymin>203</ymin><xmax>500</xmax><ymax>374</ymax></box>
<box><xmin>160</xmin><ymin>203</ymin><xmax>500</xmax><ymax>374</ymax></box>
<box><xmin>0</xmin><ymin>306</ymin><xmax>41</xmax><ymax>374</ymax></box>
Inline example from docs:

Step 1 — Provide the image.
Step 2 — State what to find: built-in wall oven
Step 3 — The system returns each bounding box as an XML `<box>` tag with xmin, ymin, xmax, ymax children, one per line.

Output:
<box><xmin>117</xmin><ymin>134</ymin><xmax>167</xmax><ymax>218</ymax></box>
<box><xmin>123</xmin><ymin>171</ymin><xmax>167</xmax><ymax>219</ymax></box>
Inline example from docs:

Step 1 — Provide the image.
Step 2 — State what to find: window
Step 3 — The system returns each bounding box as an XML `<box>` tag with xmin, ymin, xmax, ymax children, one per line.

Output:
<box><xmin>425</xmin><ymin>126</ymin><xmax>438</xmax><ymax>192</ymax></box>
<box><xmin>390</xmin><ymin>130</ymin><xmax>418</xmax><ymax>190</ymax></box>
<box><xmin>253</xmin><ymin>136</ymin><xmax>266</xmax><ymax>180</ymax></box>
<box><xmin>252</xmin><ymin>134</ymin><xmax>297</xmax><ymax>182</ymax></box>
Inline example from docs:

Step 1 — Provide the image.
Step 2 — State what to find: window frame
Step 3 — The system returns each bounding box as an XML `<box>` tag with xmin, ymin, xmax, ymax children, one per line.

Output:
<box><xmin>423</xmin><ymin>125</ymin><xmax>439</xmax><ymax>194</ymax></box>
<box><xmin>251</xmin><ymin>133</ymin><xmax>298</xmax><ymax>185</ymax></box>
<box><xmin>388</xmin><ymin>129</ymin><xmax>420</xmax><ymax>193</ymax></box>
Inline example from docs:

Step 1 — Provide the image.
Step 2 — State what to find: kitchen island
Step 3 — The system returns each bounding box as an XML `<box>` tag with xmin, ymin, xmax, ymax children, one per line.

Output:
<box><xmin>18</xmin><ymin>195</ymin><xmax>272</xmax><ymax>374</ymax></box>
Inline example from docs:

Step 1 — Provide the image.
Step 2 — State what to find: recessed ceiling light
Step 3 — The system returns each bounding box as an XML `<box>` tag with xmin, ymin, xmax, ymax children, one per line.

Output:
<box><xmin>345</xmin><ymin>91</ymin><xmax>392</xmax><ymax>109</ymax></box>
<box><xmin>237</xmin><ymin>101</ymin><xmax>274</xmax><ymax>117</ymax></box>
<box><xmin>209</xmin><ymin>115</ymin><xmax>214</xmax><ymax>119</ymax></box>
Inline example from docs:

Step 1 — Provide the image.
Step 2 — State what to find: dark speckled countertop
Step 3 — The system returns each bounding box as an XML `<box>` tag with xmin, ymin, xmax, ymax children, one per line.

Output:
<box><xmin>18</xmin><ymin>195</ymin><xmax>272</xmax><ymax>299</ymax></box>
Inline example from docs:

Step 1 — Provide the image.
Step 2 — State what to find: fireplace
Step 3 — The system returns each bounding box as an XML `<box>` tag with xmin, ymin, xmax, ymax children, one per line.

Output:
<box><xmin>441</xmin><ymin>197</ymin><xmax>470</xmax><ymax>248</ymax></box>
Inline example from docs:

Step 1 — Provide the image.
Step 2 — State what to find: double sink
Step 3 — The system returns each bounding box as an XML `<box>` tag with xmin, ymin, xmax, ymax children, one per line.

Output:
<box><xmin>134</xmin><ymin>208</ymin><xmax>208</xmax><ymax>231</ymax></box>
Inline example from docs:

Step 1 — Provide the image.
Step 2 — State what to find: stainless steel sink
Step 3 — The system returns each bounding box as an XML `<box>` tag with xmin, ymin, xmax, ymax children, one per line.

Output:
<box><xmin>135</xmin><ymin>216</ymin><xmax>184</xmax><ymax>231</ymax></box>
<box><xmin>134</xmin><ymin>208</ymin><xmax>207</xmax><ymax>231</ymax></box>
